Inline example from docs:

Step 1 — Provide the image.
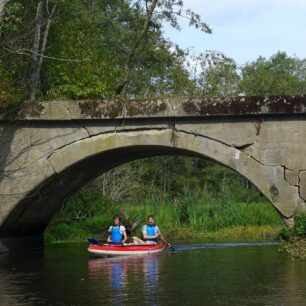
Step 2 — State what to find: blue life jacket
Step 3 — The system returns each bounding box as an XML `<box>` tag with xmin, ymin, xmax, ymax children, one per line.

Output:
<box><xmin>110</xmin><ymin>226</ymin><xmax>123</xmax><ymax>243</ymax></box>
<box><xmin>145</xmin><ymin>225</ymin><xmax>157</xmax><ymax>242</ymax></box>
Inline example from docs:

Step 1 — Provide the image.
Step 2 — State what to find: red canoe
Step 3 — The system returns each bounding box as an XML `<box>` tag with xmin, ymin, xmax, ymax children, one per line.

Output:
<box><xmin>88</xmin><ymin>243</ymin><xmax>165</xmax><ymax>256</ymax></box>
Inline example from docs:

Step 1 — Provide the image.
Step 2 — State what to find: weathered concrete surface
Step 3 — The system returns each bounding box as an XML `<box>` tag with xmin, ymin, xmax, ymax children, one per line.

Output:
<box><xmin>1</xmin><ymin>96</ymin><xmax>306</xmax><ymax>252</ymax></box>
<box><xmin>1</xmin><ymin>95</ymin><xmax>306</xmax><ymax>120</ymax></box>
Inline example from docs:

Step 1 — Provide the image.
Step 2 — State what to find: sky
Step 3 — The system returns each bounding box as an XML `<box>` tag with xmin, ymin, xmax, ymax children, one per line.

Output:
<box><xmin>162</xmin><ymin>0</ymin><xmax>306</xmax><ymax>65</ymax></box>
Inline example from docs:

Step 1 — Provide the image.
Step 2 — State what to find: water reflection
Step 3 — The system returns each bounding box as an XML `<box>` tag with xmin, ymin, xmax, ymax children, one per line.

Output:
<box><xmin>88</xmin><ymin>254</ymin><xmax>161</xmax><ymax>305</ymax></box>
<box><xmin>0</xmin><ymin>243</ymin><xmax>305</xmax><ymax>305</ymax></box>
<box><xmin>0</xmin><ymin>251</ymin><xmax>46</xmax><ymax>306</ymax></box>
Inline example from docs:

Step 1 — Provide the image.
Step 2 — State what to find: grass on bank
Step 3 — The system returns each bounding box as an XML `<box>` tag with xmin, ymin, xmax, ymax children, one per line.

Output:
<box><xmin>45</xmin><ymin>189</ymin><xmax>284</xmax><ymax>243</ymax></box>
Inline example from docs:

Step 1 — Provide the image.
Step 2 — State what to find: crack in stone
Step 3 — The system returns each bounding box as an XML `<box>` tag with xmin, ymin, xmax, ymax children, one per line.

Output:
<box><xmin>283</xmin><ymin>166</ymin><xmax>299</xmax><ymax>187</ymax></box>
<box><xmin>82</xmin><ymin>124</ymin><xmax>168</xmax><ymax>138</ymax></box>
<box><xmin>46</xmin><ymin>134</ymin><xmax>91</xmax><ymax>159</ymax></box>
<box><xmin>46</xmin><ymin>127</ymin><xmax>171</xmax><ymax>161</ymax></box>
<box><xmin>176</xmin><ymin>129</ymin><xmax>234</xmax><ymax>148</ymax></box>
<box><xmin>234</xmin><ymin>143</ymin><xmax>254</xmax><ymax>150</ymax></box>
<box><xmin>175</xmin><ymin>128</ymin><xmax>285</xmax><ymax>169</ymax></box>
<box><xmin>298</xmin><ymin>170</ymin><xmax>306</xmax><ymax>202</ymax></box>
<box><xmin>47</xmin><ymin>157</ymin><xmax>57</xmax><ymax>174</ymax></box>
<box><xmin>74</xmin><ymin>121</ymin><xmax>90</xmax><ymax>137</ymax></box>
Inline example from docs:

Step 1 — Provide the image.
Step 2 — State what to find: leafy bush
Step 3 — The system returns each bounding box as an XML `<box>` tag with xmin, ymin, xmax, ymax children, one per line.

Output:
<box><xmin>279</xmin><ymin>212</ymin><xmax>306</xmax><ymax>241</ymax></box>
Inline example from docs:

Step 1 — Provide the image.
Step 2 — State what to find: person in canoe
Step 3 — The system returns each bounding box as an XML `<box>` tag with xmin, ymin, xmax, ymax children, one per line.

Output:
<box><xmin>133</xmin><ymin>215</ymin><xmax>171</xmax><ymax>248</ymax></box>
<box><xmin>107</xmin><ymin>215</ymin><xmax>127</xmax><ymax>245</ymax></box>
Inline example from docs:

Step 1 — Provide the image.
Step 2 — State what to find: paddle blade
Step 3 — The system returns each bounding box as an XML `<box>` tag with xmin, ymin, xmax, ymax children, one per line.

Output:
<box><xmin>167</xmin><ymin>243</ymin><xmax>175</xmax><ymax>252</ymax></box>
<box><xmin>88</xmin><ymin>238</ymin><xmax>100</xmax><ymax>245</ymax></box>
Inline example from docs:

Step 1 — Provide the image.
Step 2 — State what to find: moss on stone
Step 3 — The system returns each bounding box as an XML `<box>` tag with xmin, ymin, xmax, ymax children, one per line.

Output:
<box><xmin>79</xmin><ymin>100</ymin><xmax>101</xmax><ymax>118</ymax></box>
<box><xmin>182</xmin><ymin>95</ymin><xmax>306</xmax><ymax>116</ymax></box>
<box><xmin>125</xmin><ymin>99</ymin><xmax>167</xmax><ymax>116</ymax></box>
<box><xmin>19</xmin><ymin>101</ymin><xmax>45</xmax><ymax>119</ymax></box>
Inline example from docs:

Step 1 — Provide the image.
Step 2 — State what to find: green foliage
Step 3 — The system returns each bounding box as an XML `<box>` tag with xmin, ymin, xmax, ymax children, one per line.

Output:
<box><xmin>0</xmin><ymin>2</ymin><xmax>24</xmax><ymax>32</ymax></box>
<box><xmin>0</xmin><ymin>1</ymin><xmax>35</xmax><ymax>107</ymax></box>
<box><xmin>239</xmin><ymin>52</ymin><xmax>306</xmax><ymax>95</ymax></box>
<box><xmin>199</xmin><ymin>55</ymin><xmax>240</xmax><ymax>95</ymax></box>
<box><xmin>0</xmin><ymin>0</ymin><xmax>209</xmax><ymax>104</ymax></box>
<box><xmin>279</xmin><ymin>212</ymin><xmax>306</xmax><ymax>241</ymax></box>
<box><xmin>44</xmin><ymin>0</ymin><xmax>128</xmax><ymax>99</ymax></box>
<box><xmin>46</xmin><ymin>185</ymin><xmax>283</xmax><ymax>241</ymax></box>
<box><xmin>281</xmin><ymin>239</ymin><xmax>306</xmax><ymax>260</ymax></box>
<box><xmin>45</xmin><ymin>223</ymin><xmax>88</xmax><ymax>241</ymax></box>
<box><xmin>279</xmin><ymin>213</ymin><xmax>306</xmax><ymax>259</ymax></box>
<box><xmin>173</xmin><ymin>189</ymin><xmax>282</xmax><ymax>231</ymax></box>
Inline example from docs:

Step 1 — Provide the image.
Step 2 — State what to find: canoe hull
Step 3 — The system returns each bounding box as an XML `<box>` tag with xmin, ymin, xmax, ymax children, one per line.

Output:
<box><xmin>88</xmin><ymin>244</ymin><xmax>165</xmax><ymax>256</ymax></box>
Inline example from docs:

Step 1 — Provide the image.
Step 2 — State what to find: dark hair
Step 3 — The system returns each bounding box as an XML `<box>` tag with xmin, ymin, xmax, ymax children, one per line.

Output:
<box><xmin>147</xmin><ymin>215</ymin><xmax>154</xmax><ymax>220</ymax></box>
<box><xmin>113</xmin><ymin>215</ymin><xmax>121</xmax><ymax>222</ymax></box>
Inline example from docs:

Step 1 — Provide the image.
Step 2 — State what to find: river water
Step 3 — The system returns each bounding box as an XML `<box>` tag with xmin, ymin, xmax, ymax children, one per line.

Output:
<box><xmin>0</xmin><ymin>242</ymin><xmax>305</xmax><ymax>305</ymax></box>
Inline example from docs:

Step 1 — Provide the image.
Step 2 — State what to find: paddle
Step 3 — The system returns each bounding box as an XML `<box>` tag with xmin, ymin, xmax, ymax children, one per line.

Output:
<box><xmin>88</xmin><ymin>238</ymin><xmax>101</xmax><ymax>245</ymax></box>
<box><xmin>166</xmin><ymin>242</ymin><xmax>175</xmax><ymax>252</ymax></box>
<box><xmin>158</xmin><ymin>235</ymin><xmax>175</xmax><ymax>252</ymax></box>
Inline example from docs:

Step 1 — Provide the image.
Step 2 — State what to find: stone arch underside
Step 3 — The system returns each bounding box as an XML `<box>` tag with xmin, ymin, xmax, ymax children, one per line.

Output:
<box><xmin>1</xmin><ymin>128</ymin><xmax>303</xmax><ymax>243</ymax></box>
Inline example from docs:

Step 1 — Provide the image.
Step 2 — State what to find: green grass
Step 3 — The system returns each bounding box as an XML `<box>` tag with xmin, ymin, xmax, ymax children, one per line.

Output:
<box><xmin>45</xmin><ymin>189</ymin><xmax>284</xmax><ymax>243</ymax></box>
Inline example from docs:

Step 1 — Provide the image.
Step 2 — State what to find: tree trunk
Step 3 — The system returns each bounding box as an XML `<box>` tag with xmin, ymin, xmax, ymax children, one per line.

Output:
<box><xmin>116</xmin><ymin>0</ymin><xmax>158</xmax><ymax>96</ymax></box>
<box><xmin>30</xmin><ymin>0</ymin><xmax>58</xmax><ymax>102</ymax></box>
<box><xmin>0</xmin><ymin>0</ymin><xmax>10</xmax><ymax>22</ymax></box>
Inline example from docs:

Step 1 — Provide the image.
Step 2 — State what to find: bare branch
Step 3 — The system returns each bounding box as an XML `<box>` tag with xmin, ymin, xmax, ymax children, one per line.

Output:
<box><xmin>116</xmin><ymin>0</ymin><xmax>158</xmax><ymax>96</ymax></box>
<box><xmin>3</xmin><ymin>47</ymin><xmax>91</xmax><ymax>62</ymax></box>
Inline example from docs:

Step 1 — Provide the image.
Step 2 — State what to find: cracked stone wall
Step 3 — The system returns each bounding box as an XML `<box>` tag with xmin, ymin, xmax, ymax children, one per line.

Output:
<box><xmin>0</xmin><ymin>114</ymin><xmax>306</xmax><ymax>250</ymax></box>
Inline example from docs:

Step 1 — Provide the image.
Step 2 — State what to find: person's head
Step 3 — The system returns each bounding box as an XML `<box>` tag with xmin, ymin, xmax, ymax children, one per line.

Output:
<box><xmin>147</xmin><ymin>215</ymin><xmax>155</xmax><ymax>225</ymax></box>
<box><xmin>113</xmin><ymin>215</ymin><xmax>121</xmax><ymax>226</ymax></box>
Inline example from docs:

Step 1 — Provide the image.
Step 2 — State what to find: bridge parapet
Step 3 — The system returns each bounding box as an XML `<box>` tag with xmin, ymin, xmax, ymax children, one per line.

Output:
<box><xmin>1</xmin><ymin>95</ymin><xmax>306</xmax><ymax>120</ymax></box>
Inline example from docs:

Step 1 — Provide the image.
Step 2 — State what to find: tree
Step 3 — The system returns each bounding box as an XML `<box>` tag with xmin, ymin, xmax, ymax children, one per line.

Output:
<box><xmin>0</xmin><ymin>0</ymin><xmax>211</xmax><ymax>105</ymax></box>
<box><xmin>115</xmin><ymin>0</ymin><xmax>212</xmax><ymax>97</ymax></box>
<box><xmin>197</xmin><ymin>53</ymin><xmax>240</xmax><ymax>96</ymax></box>
<box><xmin>239</xmin><ymin>52</ymin><xmax>306</xmax><ymax>95</ymax></box>
<box><xmin>29</xmin><ymin>0</ymin><xmax>60</xmax><ymax>101</ymax></box>
<box><xmin>0</xmin><ymin>1</ymin><xmax>61</xmax><ymax>103</ymax></box>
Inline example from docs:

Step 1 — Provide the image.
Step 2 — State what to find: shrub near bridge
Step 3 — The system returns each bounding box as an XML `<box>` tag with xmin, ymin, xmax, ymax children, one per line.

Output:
<box><xmin>279</xmin><ymin>212</ymin><xmax>306</xmax><ymax>260</ymax></box>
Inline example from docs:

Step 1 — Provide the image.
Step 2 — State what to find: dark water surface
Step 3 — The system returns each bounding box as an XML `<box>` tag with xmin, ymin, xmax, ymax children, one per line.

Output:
<box><xmin>0</xmin><ymin>242</ymin><xmax>305</xmax><ymax>305</ymax></box>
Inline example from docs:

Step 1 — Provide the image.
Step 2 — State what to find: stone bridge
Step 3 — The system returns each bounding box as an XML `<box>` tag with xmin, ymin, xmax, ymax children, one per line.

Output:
<box><xmin>1</xmin><ymin>96</ymin><xmax>306</xmax><ymax>252</ymax></box>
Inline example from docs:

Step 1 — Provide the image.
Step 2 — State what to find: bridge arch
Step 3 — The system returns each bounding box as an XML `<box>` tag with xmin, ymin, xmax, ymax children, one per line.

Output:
<box><xmin>1</xmin><ymin>96</ymin><xmax>306</xmax><ymax>251</ymax></box>
<box><xmin>1</xmin><ymin>128</ymin><xmax>300</xmax><ymax>245</ymax></box>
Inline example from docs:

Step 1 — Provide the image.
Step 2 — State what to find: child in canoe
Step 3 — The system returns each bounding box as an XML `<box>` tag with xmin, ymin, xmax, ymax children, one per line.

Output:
<box><xmin>107</xmin><ymin>215</ymin><xmax>127</xmax><ymax>245</ymax></box>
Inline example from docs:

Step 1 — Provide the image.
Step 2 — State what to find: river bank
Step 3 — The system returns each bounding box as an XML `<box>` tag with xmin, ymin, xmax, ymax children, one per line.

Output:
<box><xmin>281</xmin><ymin>239</ymin><xmax>306</xmax><ymax>260</ymax></box>
<box><xmin>45</xmin><ymin>225</ymin><xmax>281</xmax><ymax>244</ymax></box>
<box><xmin>46</xmin><ymin>189</ymin><xmax>284</xmax><ymax>242</ymax></box>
